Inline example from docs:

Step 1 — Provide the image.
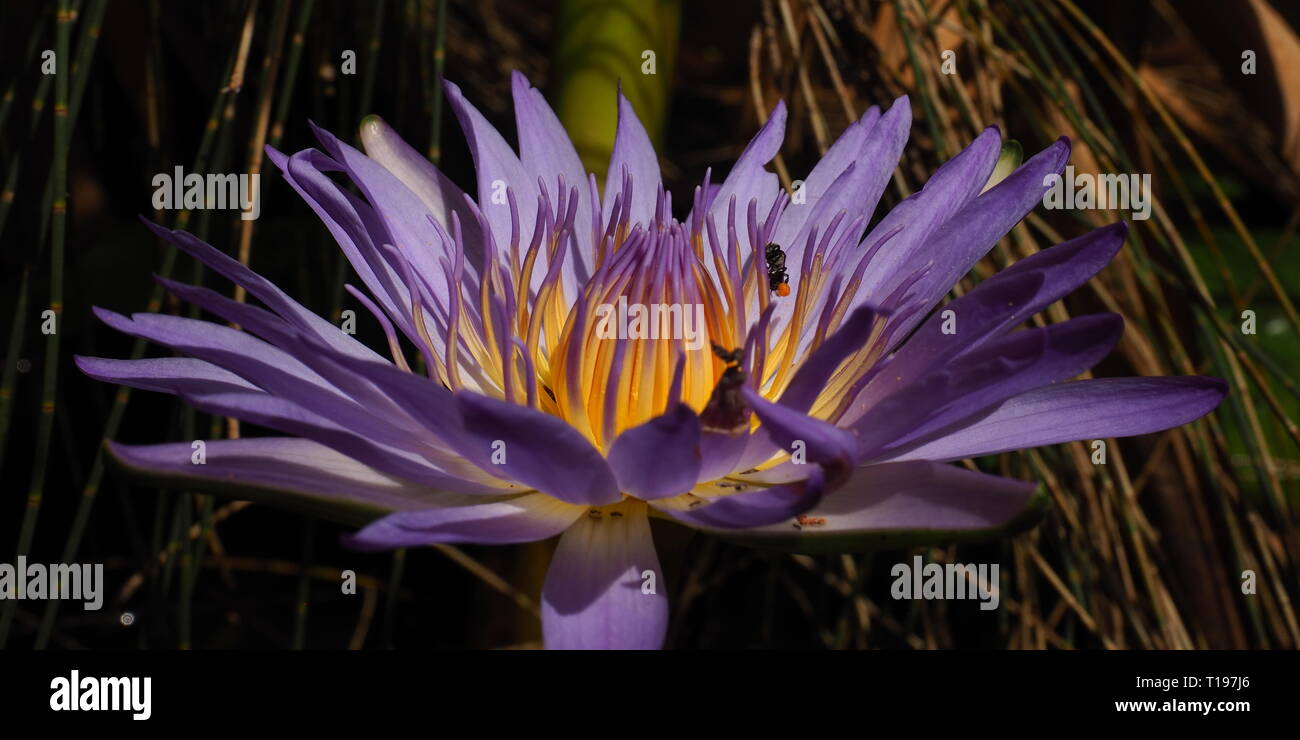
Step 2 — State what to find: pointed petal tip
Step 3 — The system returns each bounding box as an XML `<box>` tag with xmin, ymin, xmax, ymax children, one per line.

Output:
<box><xmin>138</xmin><ymin>215</ymin><xmax>171</xmax><ymax>237</ymax></box>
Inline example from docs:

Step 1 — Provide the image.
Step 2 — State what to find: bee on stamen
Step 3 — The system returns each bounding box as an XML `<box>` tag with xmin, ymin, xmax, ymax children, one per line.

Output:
<box><xmin>765</xmin><ymin>242</ymin><xmax>791</xmax><ymax>297</ymax></box>
<box><xmin>710</xmin><ymin>343</ymin><xmax>744</xmax><ymax>366</ymax></box>
<box><xmin>701</xmin><ymin>344</ymin><xmax>748</xmax><ymax>434</ymax></box>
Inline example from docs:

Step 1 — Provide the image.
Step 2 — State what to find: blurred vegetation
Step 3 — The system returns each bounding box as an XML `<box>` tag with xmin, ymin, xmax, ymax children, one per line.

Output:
<box><xmin>0</xmin><ymin>0</ymin><xmax>1295</xmax><ymax>649</ymax></box>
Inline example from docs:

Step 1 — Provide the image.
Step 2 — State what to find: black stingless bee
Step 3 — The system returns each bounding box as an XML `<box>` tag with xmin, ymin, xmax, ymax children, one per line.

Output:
<box><xmin>701</xmin><ymin>344</ymin><xmax>748</xmax><ymax>434</ymax></box>
<box><xmin>765</xmin><ymin>242</ymin><xmax>790</xmax><ymax>296</ymax></box>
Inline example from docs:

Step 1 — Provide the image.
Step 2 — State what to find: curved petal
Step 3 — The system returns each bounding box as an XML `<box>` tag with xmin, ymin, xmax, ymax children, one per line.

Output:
<box><xmin>845</xmin><ymin>222</ymin><xmax>1130</xmax><ymax>423</ymax></box>
<box><xmin>178</xmin><ymin>388</ymin><xmax>514</xmax><ymax>495</ymax></box>
<box><xmin>655</xmin><ymin>465</ymin><xmax>826</xmax><ymax>529</ymax></box>
<box><xmin>512</xmin><ymin>71</ymin><xmax>592</xmax><ymax>265</ymax></box>
<box><xmin>740</xmin><ymin>385</ymin><xmax>857</xmax><ymax>468</ymax></box>
<box><xmin>140</xmin><ymin>219</ymin><xmax>386</xmax><ymax>363</ymax></box>
<box><xmin>855</xmin><ymin>313</ymin><xmax>1124</xmax><ymax>458</ymax></box>
<box><xmin>357</xmin><ymin>114</ymin><xmax>486</xmax><ymax>256</ymax></box>
<box><xmin>770</xmin><ymin>103</ymin><xmax>885</xmax><ymax>248</ymax></box>
<box><xmin>541</xmin><ymin>501</ymin><xmax>668</xmax><ymax>650</ymax></box>
<box><xmin>696</xmin><ymin>101</ymin><xmax>787</xmax><ymax>287</ymax></box>
<box><xmin>854</xmin><ymin>126</ymin><xmax>1003</xmax><ymax>301</ymax></box>
<box><xmin>776</xmin><ymin>305</ymin><xmax>877</xmax><ymax>414</ymax></box>
<box><xmin>606</xmin><ymin>403</ymin><xmax>702</xmax><ymax>500</ymax></box>
<box><xmin>603</xmin><ymin>87</ymin><xmax>662</xmax><ymax>228</ymax></box>
<box><xmin>344</xmin><ymin>492</ymin><xmax>586</xmax><ymax>550</ymax></box>
<box><xmin>107</xmin><ymin>438</ymin><xmax>482</xmax><ymax>526</ymax></box>
<box><xmin>443</xmin><ymin>80</ymin><xmax>543</xmax><ymax>288</ymax></box>
<box><xmin>716</xmin><ymin>460</ymin><xmax>1044</xmax><ymax>553</ymax></box>
<box><xmin>75</xmin><ymin>355</ymin><xmax>258</xmax><ymax>396</ymax></box>
<box><xmin>877</xmin><ymin>376</ymin><xmax>1228</xmax><ymax>463</ymax></box>
<box><xmin>273</xmin><ymin>147</ymin><xmax>417</xmax><ymax>342</ymax></box>
<box><xmin>882</xmin><ymin>137</ymin><xmax>1072</xmax><ymax>348</ymax></box>
<box><xmin>454</xmin><ymin>390</ymin><xmax>622</xmax><ymax>505</ymax></box>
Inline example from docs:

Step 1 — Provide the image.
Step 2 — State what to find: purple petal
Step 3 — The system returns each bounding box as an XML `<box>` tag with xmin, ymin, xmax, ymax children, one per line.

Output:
<box><xmin>771</xmin><ymin>97</ymin><xmax>909</xmax><ymax>333</ymax></box>
<box><xmin>854</xmin><ymin>125</ymin><xmax>1003</xmax><ymax>302</ymax></box>
<box><xmin>309</xmin><ymin>121</ymin><xmax>467</xmax><ymax>317</ymax></box>
<box><xmin>272</xmin><ymin>147</ymin><xmax>417</xmax><ymax>341</ymax></box>
<box><xmin>770</xmin><ymin>104</ymin><xmax>885</xmax><ymax>247</ymax></box>
<box><xmin>443</xmin><ymin>80</ymin><xmax>544</xmax><ymax>288</ymax></box>
<box><xmin>740</xmin><ymin>385</ymin><xmax>857</xmax><ymax>467</ymax></box>
<box><xmin>511</xmin><ymin>71</ymin><xmax>592</xmax><ymax>260</ymax></box>
<box><xmin>356</xmin><ymin>114</ymin><xmax>486</xmax><ymax>254</ymax></box>
<box><xmin>541</xmin><ymin>503</ymin><xmax>668</xmax><ymax>649</ymax></box>
<box><xmin>606</xmin><ymin>404</ymin><xmax>702</xmax><ymax>500</ymax></box>
<box><xmin>178</xmin><ymin>388</ymin><xmax>512</xmax><ymax>495</ymax></box>
<box><xmin>843</xmin><ymin>222</ymin><xmax>1130</xmax><ymax>424</ymax></box>
<box><xmin>454</xmin><ymin>390</ymin><xmax>622</xmax><ymax>506</ymax></box>
<box><xmin>719</xmin><ymin>460</ymin><xmax>1038</xmax><ymax>544</ymax></box>
<box><xmin>855</xmin><ymin>313</ymin><xmax>1124</xmax><ymax>458</ymax></box>
<box><xmin>696</xmin><ymin>101</ymin><xmax>787</xmax><ymax>283</ymax></box>
<box><xmin>655</xmin><ymin>465</ymin><xmax>826</xmax><ymax>529</ymax></box>
<box><xmin>603</xmin><ymin>87</ymin><xmax>662</xmax><ymax>228</ymax></box>
<box><xmin>75</xmin><ymin>355</ymin><xmax>258</xmax><ymax>396</ymax></box>
<box><xmin>777</xmin><ymin>305</ymin><xmax>877</xmax><ymax>414</ymax></box>
<box><xmin>108</xmin><ymin>437</ymin><xmax>477</xmax><ymax>514</ymax></box>
<box><xmin>139</xmin><ymin>219</ymin><xmax>385</xmax><ymax>363</ymax></box>
<box><xmin>345</xmin><ymin>492</ymin><xmax>585</xmax><ymax>550</ymax></box>
<box><xmin>878</xmin><ymin>376</ymin><xmax>1228</xmax><ymax>462</ymax></box>
<box><xmin>882</xmin><ymin>137</ymin><xmax>1072</xmax><ymax>348</ymax></box>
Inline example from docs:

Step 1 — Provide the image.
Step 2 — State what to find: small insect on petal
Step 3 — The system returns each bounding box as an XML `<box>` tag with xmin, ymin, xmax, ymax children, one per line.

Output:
<box><xmin>765</xmin><ymin>242</ymin><xmax>791</xmax><ymax>296</ymax></box>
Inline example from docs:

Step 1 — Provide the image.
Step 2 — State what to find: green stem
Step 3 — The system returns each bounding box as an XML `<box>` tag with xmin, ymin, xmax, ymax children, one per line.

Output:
<box><xmin>0</xmin><ymin>0</ymin><xmax>74</xmax><ymax>648</ymax></box>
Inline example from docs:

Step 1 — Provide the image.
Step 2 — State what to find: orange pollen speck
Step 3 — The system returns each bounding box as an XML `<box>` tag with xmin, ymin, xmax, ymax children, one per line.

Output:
<box><xmin>775</xmin><ymin>283</ymin><xmax>791</xmax><ymax>297</ymax></box>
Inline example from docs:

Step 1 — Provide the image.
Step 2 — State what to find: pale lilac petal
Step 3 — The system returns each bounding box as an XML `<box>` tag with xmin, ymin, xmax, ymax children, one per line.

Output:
<box><xmin>770</xmin><ymin>104</ymin><xmax>884</xmax><ymax>246</ymax></box>
<box><xmin>140</xmin><ymin>219</ymin><xmax>386</xmax><ymax>363</ymax></box>
<box><xmin>444</xmin><ymin>80</ymin><xmax>543</xmax><ymax>287</ymax></box>
<box><xmin>511</xmin><ymin>71</ymin><xmax>592</xmax><ymax>267</ymax></box>
<box><xmin>345</xmin><ymin>492</ymin><xmax>585</xmax><ymax>550</ymax></box>
<box><xmin>178</xmin><ymin>388</ymin><xmax>513</xmax><ymax>495</ymax></box>
<box><xmin>309</xmin><ymin>121</ymin><xmax>468</xmax><ymax>316</ymax></box>
<box><xmin>603</xmin><ymin>88</ymin><xmax>662</xmax><ymax>228</ymax></box>
<box><xmin>541</xmin><ymin>504</ymin><xmax>668</xmax><ymax>650</ymax></box>
<box><xmin>715</xmin><ymin>461</ymin><xmax>1038</xmax><ymax>548</ymax></box>
<box><xmin>272</xmin><ymin>147</ymin><xmax>416</xmax><ymax>341</ymax></box>
<box><xmin>696</xmin><ymin>101</ymin><xmax>787</xmax><ymax>287</ymax></box>
<box><xmin>776</xmin><ymin>97</ymin><xmax>909</xmax><ymax>307</ymax></box>
<box><xmin>878</xmin><ymin>377</ymin><xmax>1228</xmax><ymax>463</ymax></box>
<box><xmin>655</xmin><ymin>465</ymin><xmax>826</xmax><ymax>529</ymax></box>
<box><xmin>75</xmin><ymin>356</ymin><xmax>258</xmax><ymax>396</ymax></box>
<box><xmin>108</xmin><ymin>437</ymin><xmax>479</xmax><ymax>515</ymax></box>
<box><xmin>356</xmin><ymin>114</ymin><xmax>486</xmax><ymax>254</ymax></box>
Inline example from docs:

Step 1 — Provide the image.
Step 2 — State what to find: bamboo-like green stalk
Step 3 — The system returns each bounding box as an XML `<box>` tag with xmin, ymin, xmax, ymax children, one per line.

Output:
<box><xmin>0</xmin><ymin>0</ymin><xmax>74</xmax><ymax>648</ymax></box>
<box><xmin>0</xmin><ymin>8</ymin><xmax>52</xmax><ymax>135</ymax></box>
<box><xmin>29</xmin><ymin>0</ymin><xmax>110</xmax><ymax>254</ymax></box>
<box><xmin>0</xmin><ymin>75</ymin><xmax>52</xmax><ymax>241</ymax></box>
<box><xmin>0</xmin><ymin>269</ymin><xmax>32</xmax><ymax>478</ymax></box>
<box><xmin>32</xmin><ymin>26</ymin><xmax>243</xmax><ymax>651</ymax></box>
<box><xmin>269</xmin><ymin>0</ymin><xmax>314</xmax><ymax>151</ymax></box>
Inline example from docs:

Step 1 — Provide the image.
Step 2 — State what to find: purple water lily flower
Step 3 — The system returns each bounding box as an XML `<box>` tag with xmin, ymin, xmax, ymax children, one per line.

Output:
<box><xmin>81</xmin><ymin>71</ymin><xmax>1225</xmax><ymax>649</ymax></box>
